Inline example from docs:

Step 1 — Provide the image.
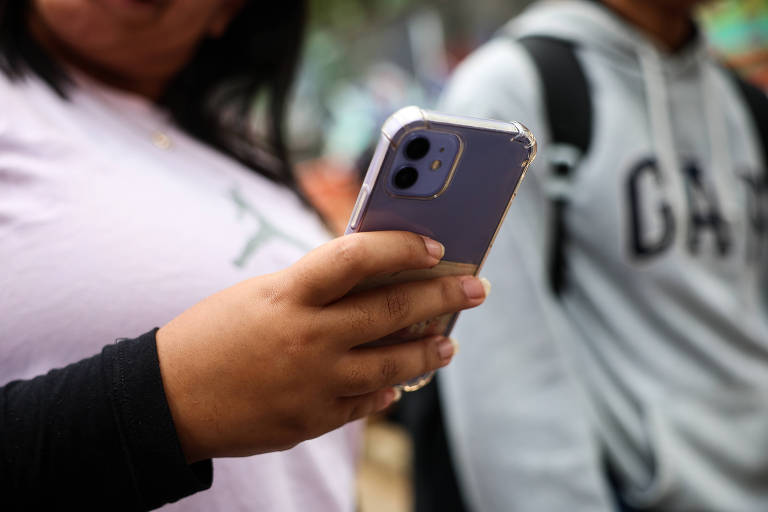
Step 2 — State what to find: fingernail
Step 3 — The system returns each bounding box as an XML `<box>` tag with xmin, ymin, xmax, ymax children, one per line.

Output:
<box><xmin>421</xmin><ymin>236</ymin><xmax>445</xmax><ymax>260</ymax></box>
<box><xmin>480</xmin><ymin>277</ymin><xmax>492</xmax><ymax>297</ymax></box>
<box><xmin>437</xmin><ymin>337</ymin><xmax>455</xmax><ymax>360</ymax></box>
<box><xmin>461</xmin><ymin>277</ymin><xmax>487</xmax><ymax>300</ymax></box>
<box><xmin>450</xmin><ymin>337</ymin><xmax>460</xmax><ymax>357</ymax></box>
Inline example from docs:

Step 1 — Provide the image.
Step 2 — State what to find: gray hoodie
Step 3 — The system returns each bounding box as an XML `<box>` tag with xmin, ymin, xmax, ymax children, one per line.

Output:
<box><xmin>439</xmin><ymin>1</ymin><xmax>768</xmax><ymax>510</ymax></box>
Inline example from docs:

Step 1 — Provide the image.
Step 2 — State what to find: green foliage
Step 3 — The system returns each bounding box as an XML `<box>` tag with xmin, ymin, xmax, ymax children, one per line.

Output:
<box><xmin>309</xmin><ymin>0</ymin><xmax>426</xmax><ymax>33</ymax></box>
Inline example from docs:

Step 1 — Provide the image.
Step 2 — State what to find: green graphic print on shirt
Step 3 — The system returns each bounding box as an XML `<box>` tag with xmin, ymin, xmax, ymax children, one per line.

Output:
<box><xmin>230</xmin><ymin>187</ymin><xmax>311</xmax><ymax>268</ymax></box>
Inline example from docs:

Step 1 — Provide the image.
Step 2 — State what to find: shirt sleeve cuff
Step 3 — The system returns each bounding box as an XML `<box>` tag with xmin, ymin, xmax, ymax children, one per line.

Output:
<box><xmin>102</xmin><ymin>329</ymin><xmax>213</xmax><ymax>509</ymax></box>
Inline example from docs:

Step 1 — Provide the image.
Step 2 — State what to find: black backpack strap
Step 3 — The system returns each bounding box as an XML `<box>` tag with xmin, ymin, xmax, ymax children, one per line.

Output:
<box><xmin>517</xmin><ymin>36</ymin><xmax>593</xmax><ymax>296</ymax></box>
<box><xmin>730</xmin><ymin>72</ymin><xmax>768</xmax><ymax>177</ymax></box>
<box><xmin>397</xmin><ymin>36</ymin><xmax>598</xmax><ymax>512</ymax></box>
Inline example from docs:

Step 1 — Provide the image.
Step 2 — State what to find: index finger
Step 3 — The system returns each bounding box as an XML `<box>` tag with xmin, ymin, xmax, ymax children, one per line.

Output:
<box><xmin>288</xmin><ymin>231</ymin><xmax>445</xmax><ymax>305</ymax></box>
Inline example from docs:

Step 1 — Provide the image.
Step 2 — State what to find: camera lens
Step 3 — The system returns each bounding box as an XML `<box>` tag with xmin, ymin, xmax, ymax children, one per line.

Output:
<box><xmin>405</xmin><ymin>136</ymin><xmax>430</xmax><ymax>160</ymax></box>
<box><xmin>394</xmin><ymin>166</ymin><xmax>419</xmax><ymax>189</ymax></box>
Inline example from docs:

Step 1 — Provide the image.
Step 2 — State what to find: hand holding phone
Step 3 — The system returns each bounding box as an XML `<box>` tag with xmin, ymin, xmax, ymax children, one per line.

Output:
<box><xmin>346</xmin><ymin>106</ymin><xmax>537</xmax><ymax>391</ymax></box>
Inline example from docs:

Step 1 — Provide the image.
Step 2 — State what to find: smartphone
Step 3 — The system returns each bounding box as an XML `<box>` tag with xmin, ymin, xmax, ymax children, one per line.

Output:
<box><xmin>346</xmin><ymin>106</ymin><xmax>536</xmax><ymax>391</ymax></box>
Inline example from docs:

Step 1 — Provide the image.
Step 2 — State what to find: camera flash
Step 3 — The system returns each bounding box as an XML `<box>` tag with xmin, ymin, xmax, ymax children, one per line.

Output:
<box><xmin>430</xmin><ymin>160</ymin><xmax>442</xmax><ymax>171</ymax></box>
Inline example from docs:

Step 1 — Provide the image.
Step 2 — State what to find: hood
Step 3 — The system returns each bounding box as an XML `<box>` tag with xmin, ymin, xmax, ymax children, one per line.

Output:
<box><xmin>505</xmin><ymin>0</ymin><xmax>709</xmax><ymax>75</ymax></box>
<box><xmin>503</xmin><ymin>0</ymin><xmax>738</xmax><ymax>229</ymax></box>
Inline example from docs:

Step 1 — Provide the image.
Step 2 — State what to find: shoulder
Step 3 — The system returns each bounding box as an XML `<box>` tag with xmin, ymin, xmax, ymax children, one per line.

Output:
<box><xmin>439</xmin><ymin>34</ymin><xmax>552</xmax><ymax>195</ymax></box>
<box><xmin>0</xmin><ymin>70</ymin><xmax>58</xmax><ymax>142</ymax></box>
<box><xmin>440</xmin><ymin>37</ymin><xmax>544</xmax><ymax>123</ymax></box>
<box><xmin>706</xmin><ymin>63</ymin><xmax>768</xmax><ymax>168</ymax></box>
<box><xmin>0</xmin><ymin>71</ymin><xmax>21</xmax><ymax>137</ymax></box>
<box><xmin>439</xmin><ymin>35</ymin><xmax>555</xmax><ymax>255</ymax></box>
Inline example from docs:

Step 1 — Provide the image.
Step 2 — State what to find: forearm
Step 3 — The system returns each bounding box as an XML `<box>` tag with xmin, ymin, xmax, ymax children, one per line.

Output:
<box><xmin>0</xmin><ymin>330</ymin><xmax>212</xmax><ymax>511</ymax></box>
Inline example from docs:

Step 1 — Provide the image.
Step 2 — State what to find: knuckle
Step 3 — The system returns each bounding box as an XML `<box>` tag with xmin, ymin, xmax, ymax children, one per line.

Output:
<box><xmin>282</xmin><ymin>337</ymin><xmax>303</xmax><ymax>358</ymax></box>
<box><xmin>281</xmin><ymin>327</ymin><xmax>315</xmax><ymax>357</ymax></box>
<box><xmin>438</xmin><ymin>278</ymin><xmax>461</xmax><ymax>307</ymax></box>
<box><xmin>343</xmin><ymin>365</ymin><xmax>375</xmax><ymax>392</ymax></box>
<box><xmin>379</xmin><ymin>357</ymin><xmax>400</xmax><ymax>383</ymax></box>
<box><xmin>385</xmin><ymin>287</ymin><xmax>411</xmax><ymax>321</ymax></box>
<box><xmin>260</xmin><ymin>283</ymin><xmax>287</xmax><ymax>307</ymax></box>
<box><xmin>399</xmin><ymin>231</ymin><xmax>421</xmax><ymax>256</ymax></box>
<box><xmin>396</xmin><ymin>231</ymin><xmax>427</xmax><ymax>265</ymax></box>
<box><xmin>348</xmin><ymin>302</ymin><xmax>375</xmax><ymax>331</ymax></box>
<box><xmin>254</xmin><ymin>272</ymin><xmax>294</xmax><ymax>307</ymax></box>
<box><xmin>336</xmin><ymin>236</ymin><xmax>367</xmax><ymax>272</ymax></box>
<box><xmin>274</xmin><ymin>401</ymin><xmax>312</xmax><ymax>440</ymax></box>
<box><xmin>419</xmin><ymin>339</ymin><xmax>434</xmax><ymax>373</ymax></box>
<box><xmin>412</xmin><ymin>236</ymin><xmax>429</xmax><ymax>262</ymax></box>
<box><xmin>346</xmin><ymin>401</ymin><xmax>369</xmax><ymax>423</ymax></box>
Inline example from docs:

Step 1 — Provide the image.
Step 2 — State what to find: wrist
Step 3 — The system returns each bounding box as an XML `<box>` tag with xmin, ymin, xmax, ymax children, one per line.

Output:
<box><xmin>156</xmin><ymin>325</ymin><xmax>207</xmax><ymax>464</ymax></box>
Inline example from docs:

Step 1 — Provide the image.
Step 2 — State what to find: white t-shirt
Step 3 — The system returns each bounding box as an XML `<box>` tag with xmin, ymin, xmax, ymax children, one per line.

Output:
<box><xmin>0</xmin><ymin>71</ymin><xmax>362</xmax><ymax>511</ymax></box>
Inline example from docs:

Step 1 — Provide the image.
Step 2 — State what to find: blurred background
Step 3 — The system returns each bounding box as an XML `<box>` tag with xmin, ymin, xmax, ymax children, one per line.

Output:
<box><xmin>290</xmin><ymin>0</ymin><xmax>768</xmax><ymax>233</ymax></box>
<box><xmin>290</xmin><ymin>0</ymin><xmax>532</xmax><ymax>234</ymax></box>
<box><xmin>281</xmin><ymin>1</ymin><xmax>768</xmax><ymax>510</ymax></box>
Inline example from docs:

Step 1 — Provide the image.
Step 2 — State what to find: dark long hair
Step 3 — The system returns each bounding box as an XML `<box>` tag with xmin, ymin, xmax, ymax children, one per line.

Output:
<box><xmin>0</xmin><ymin>1</ymin><xmax>308</xmax><ymax>192</ymax></box>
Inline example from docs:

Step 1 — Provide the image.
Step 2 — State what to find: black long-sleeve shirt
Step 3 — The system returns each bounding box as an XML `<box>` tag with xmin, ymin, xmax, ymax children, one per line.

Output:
<box><xmin>1</xmin><ymin>329</ymin><xmax>213</xmax><ymax>510</ymax></box>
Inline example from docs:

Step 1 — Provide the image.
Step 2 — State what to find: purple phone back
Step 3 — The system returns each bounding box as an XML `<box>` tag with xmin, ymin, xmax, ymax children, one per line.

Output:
<box><xmin>346</xmin><ymin>107</ymin><xmax>536</xmax><ymax>266</ymax></box>
<box><xmin>345</xmin><ymin>107</ymin><xmax>536</xmax><ymax>391</ymax></box>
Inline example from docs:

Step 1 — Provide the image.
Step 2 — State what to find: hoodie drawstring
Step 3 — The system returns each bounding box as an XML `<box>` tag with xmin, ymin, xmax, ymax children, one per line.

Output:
<box><xmin>638</xmin><ymin>44</ymin><xmax>739</xmax><ymax>255</ymax></box>
<box><xmin>701</xmin><ymin>63</ymin><xmax>739</xmax><ymax>218</ymax></box>
<box><xmin>637</xmin><ymin>44</ymin><xmax>689</xmax><ymax>247</ymax></box>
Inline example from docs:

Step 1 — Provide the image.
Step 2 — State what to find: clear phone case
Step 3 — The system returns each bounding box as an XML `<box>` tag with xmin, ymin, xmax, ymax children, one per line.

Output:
<box><xmin>346</xmin><ymin>106</ymin><xmax>536</xmax><ymax>391</ymax></box>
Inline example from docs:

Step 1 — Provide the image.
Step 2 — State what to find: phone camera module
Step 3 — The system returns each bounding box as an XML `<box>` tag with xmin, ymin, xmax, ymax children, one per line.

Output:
<box><xmin>405</xmin><ymin>136</ymin><xmax>430</xmax><ymax>160</ymax></box>
<box><xmin>394</xmin><ymin>166</ymin><xmax>419</xmax><ymax>189</ymax></box>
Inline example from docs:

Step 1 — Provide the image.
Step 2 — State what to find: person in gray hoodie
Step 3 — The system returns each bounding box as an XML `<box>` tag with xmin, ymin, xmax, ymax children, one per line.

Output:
<box><xmin>438</xmin><ymin>0</ymin><xmax>768</xmax><ymax>510</ymax></box>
